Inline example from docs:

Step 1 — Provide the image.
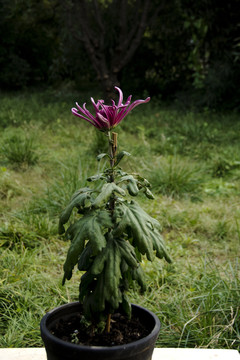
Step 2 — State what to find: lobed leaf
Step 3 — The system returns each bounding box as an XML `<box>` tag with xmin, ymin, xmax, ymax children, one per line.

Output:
<box><xmin>80</xmin><ymin>238</ymin><xmax>123</xmax><ymax>319</ymax></box>
<box><xmin>78</xmin><ymin>243</ymin><xmax>93</xmax><ymax>271</ymax></box>
<box><xmin>113</xmin><ymin>201</ymin><xmax>171</xmax><ymax>263</ymax></box>
<box><xmin>117</xmin><ymin>239</ymin><xmax>139</xmax><ymax>268</ymax></box>
<box><xmin>77</xmin><ymin>235</ymin><xmax>152</xmax><ymax>321</ymax></box>
<box><xmin>59</xmin><ymin>189</ymin><xmax>92</xmax><ymax>234</ymax></box>
<box><xmin>132</xmin><ymin>265</ymin><xmax>146</xmax><ymax>292</ymax></box>
<box><xmin>62</xmin><ymin>210</ymin><xmax>113</xmax><ymax>284</ymax></box>
<box><xmin>92</xmin><ymin>182</ymin><xmax>125</xmax><ymax>208</ymax></box>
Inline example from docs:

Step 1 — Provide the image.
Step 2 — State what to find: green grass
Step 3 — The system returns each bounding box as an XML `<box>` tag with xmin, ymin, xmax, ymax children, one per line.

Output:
<box><xmin>137</xmin><ymin>257</ymin><xmax>240</xmax><ymax>349</ymax></box>
<box><xmin>1</xmin><ymin>131</ymin><xmax>39</xmax><ymax>169</ymax></box>
<box><xmin>0</xmin><ymin>89</ymin><xmax>239</xmax><ymax>350</ymax></box>
<box><xmin>146</xmin><ymin>155</ymin><xmax>205</xmax><ymax>199</ymax></box>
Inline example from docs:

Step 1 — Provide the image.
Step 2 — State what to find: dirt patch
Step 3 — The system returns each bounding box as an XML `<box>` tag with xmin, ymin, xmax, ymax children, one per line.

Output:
<box><xmin>50</xmin><ymin>312</ymin><xmax>149</xmax><ymax>346</ymax></box>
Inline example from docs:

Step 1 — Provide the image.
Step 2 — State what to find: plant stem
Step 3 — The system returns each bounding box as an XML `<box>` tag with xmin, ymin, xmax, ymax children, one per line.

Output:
<box><xmin>112</xmin><ymin>132</ymin><xmax>118</xmax><ymax>163</ymax></box>
<box><xmin>106</xmin><ymin>313</ymin><xmax>111</xmax><ymax>333</ymax></box>
<box><xmin>106</xmin><ymin>131</ymin><xmax>118</xmax><ymax>334</ymax></box>
<box><xmin>108</xmin><ymin>131</ymin><xmax>118</xmax><ymax>181</ymax></box>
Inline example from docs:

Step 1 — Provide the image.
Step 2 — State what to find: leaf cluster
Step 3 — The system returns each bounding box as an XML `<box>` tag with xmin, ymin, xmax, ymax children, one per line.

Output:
<box><xmin>59</xmin><ymin>151</ymin><xmax>171</xmax><ymax>322</ymax></box>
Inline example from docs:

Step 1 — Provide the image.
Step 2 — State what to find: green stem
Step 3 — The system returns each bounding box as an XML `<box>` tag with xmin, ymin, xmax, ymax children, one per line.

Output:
<box><xmin>108</xmin><ymin>131</ymin><xmax>113</xmax><ymax>182</ymax></box>
<box><xmin>106</xmin><ymin>131</ymin><xmax>118</xmax><ymax>334</ymax></box>
<box><xmin>108</xmin><ymin>131</ymin><xmax>118</xmax><ymax>182</ymax></box>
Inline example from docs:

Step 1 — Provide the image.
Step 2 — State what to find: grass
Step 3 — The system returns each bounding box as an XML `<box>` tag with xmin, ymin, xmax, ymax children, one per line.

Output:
<box><xmin>0</xmin><ymin>89</ymin><xmax>239</xmax><ymax>350</ymax></box>
<box><xmin>138</xmin><ymin>257</ymin><xmax>240</xmax><ymax>349</ymax></box>
<box><xmin>146</xmin><ymin>155</ymin><xmax>205</xmax><ymax>199</ymax></box>
<box><xmin>1</xmin><ymin>131</ymin><xmax>39</xmax><ymax>169</ymax></box>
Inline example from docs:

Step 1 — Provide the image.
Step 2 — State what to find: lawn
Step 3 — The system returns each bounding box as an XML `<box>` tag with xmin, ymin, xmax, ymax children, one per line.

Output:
<box><xmin>0</xmin><ymin>89</ymin><xmax>239</xmax><ymax>350</ymax></box>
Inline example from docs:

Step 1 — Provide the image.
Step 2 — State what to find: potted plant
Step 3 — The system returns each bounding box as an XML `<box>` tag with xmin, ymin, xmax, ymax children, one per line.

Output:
<box><xmin>40</xmin><ymin>87</ymin><xmax>172</xmax><ymax>360</ymax></box>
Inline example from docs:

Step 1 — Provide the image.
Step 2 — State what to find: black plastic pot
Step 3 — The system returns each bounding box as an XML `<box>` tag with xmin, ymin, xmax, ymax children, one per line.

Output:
<box><xmin>40</xmin><ymin>302</ymin><xmax>160</xmax><ymax>360</ymax></box>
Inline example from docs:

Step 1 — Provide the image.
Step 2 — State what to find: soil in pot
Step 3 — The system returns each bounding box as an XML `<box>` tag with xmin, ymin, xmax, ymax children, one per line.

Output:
<box><xmin>50</xmin><ymin>311</ymin><xmax>149</xmax><ymax>347</ymax></box>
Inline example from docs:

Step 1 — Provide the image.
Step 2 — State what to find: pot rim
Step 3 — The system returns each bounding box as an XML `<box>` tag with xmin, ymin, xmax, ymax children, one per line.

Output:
<box><xmin>40</xmin><ymin>302</ymin><xmax>160</xmax><ymax>352</ymax></box>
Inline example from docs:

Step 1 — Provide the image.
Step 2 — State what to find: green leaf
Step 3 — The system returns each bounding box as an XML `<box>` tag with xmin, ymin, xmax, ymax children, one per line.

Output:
<box><xmin>97</xmin><ymin>153</ymin><xmax>110</xmax><ymax>161</ymax></box>
<box><xmin>59</xmin><ymin>188</ymin><xmax>92</xmax><ymax>234</ymax></box>
<box><xmin>113</xmin><ymin>201</ymin><xmax>171</xmax><ymax>263</ymax></box>
<box><xmin>115</xmin><ymin>169</ymin><xmax>128</xmax><ymax>177</ymax></box>
<box><xmin>82</xmin><ymin>273</ymin><xmax>106</xmax><ymax>318</ymax></box>
<box><xmin>78</xmin><ymin>236</ymin><xmax>150</xmax><ymax>321</ymax></box>
<box><xmin>92</xmin><ymin>183</ymin><xmax>125</xmax><ymax>208</ymax></box>
<box><xmin>62</xmin><ymin>210</ymin><xmax>113</xmax><ymax>284</ymax></box>
<box><xmin>117</xmin><ymin>239</ymin><xmax>139</xmax><ymax>268</ymax></box>
<box><xmin>103</xmin><ymin>240</ymin><xmax>122</xmax><ymax>305</ymax></box>
<box><xmin>135</xmin><ymin>174</ymin><xmax>151</xmax><ymax>188</ymax></box>
<box><xmin>127</xmin><ymin>182</ymin><xmax>139</xmax><ymax>196</ymax></box>
<box><xmin>70</xmin><ymin>187</ymin><xmax>92</xmax><ymax>200</ymax></box>
<box><xmin>145</xmin><ymin>187</ymin><xmax>154</xmax><ymax>199</ymax></box>
<box><xmin>149</xmin><ymin>229</ymin><xmax>172</xmax><ymax>263</ymax></box>
<box><xmin>96</xmin><ymin>209</ymin><xmax>114</xmax><ymax>228</ymax></box>
<box><xmin>90</xmin><ymin>246</ymin><xmax>109</xmax><ymax>275</ymax></box>
<box><xmin>80</xmin><ymin>238</ymin><xmax>123</xmax><ymax>319</ymax></box>
<box><xmin>117</xmin><ymin>175</ymin><xmax>139</xmax><ymax>196</ymax></box>
<box><xmin>78</xmin><ymin>243</ymin><xmax>93</xmax><ymax>271</ymax></box>
<box><xmin>87</xmin><ymin>173</ymin><xmax>106</xmax><ymax>182</ymax></box>
<box><xmin>79</xmin><ymin>272</ymin><xmax>95</xmax><ymax>302</ymax></box>
<box><xmin>113</xmin><ymin>201</ymin><xmax>153</xmax><ymax>260</ymax></box>
<box><xmin>114</xmin><ymin>151</ymin><xmax>131</xmax><ymax>167</ymax></box>
<box><xmin>132</xmin><ymin>266</ymin><xmax>146</xmax><ymax>292</ymax></box>
<box><xmin>121</xmin><ymin>293</ymin><xmax>132</xmax><ymax>318</ymax></box>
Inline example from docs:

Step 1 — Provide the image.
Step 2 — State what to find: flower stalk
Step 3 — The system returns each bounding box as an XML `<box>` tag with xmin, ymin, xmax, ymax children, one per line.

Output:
<box><xmin>108</xmin><ymin>131</ymin><xmax>118</xmax><ymax>175</ymax></box>
<box><xmin>106</xmin><ymin>314</ymin><xmax>111</xmax><ymax>334</ymax></box>
<box><xmin>106</xmin><ymin>131</ymin><xmax>118</xmax><ymax>333</ymax></box>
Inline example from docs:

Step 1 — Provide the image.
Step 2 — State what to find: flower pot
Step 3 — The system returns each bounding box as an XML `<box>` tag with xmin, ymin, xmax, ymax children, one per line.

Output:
<box><xmin>40</xmin><ymin>302</ymin><xmax>160</xmax><ymax>360</ymax></box>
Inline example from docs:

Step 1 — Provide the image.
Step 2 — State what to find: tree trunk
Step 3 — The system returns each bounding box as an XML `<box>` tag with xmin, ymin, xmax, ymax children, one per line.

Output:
<box><xmin>100</xmin><ymin>73</ymin><xmax>120</xmax><ymax>103</ymax></box>
<box><xmin>64</xmin><ymin>0</ymin><xmax>155</xmax><ymax>98</ymax></box>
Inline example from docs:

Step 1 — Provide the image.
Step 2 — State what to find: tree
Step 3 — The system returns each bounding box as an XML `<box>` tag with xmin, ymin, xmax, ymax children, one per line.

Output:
<box><xmin>62</xmin><ymin>0</ymin><xmax>160</xmax><ymax>100</ymax></box>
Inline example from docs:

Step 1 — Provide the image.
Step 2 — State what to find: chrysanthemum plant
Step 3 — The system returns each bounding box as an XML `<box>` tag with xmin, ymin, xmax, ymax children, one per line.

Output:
<box><xmin>60</xmin><ymin>87</ymin><xmax>171</xmax><ymax>333</ymax></box>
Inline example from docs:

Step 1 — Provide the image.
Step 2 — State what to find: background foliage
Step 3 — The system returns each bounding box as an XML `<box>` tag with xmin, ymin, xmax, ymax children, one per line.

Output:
<box><xmin>0</xmin><ymin>0</ymin><xmax>239</xmax><ymax>109</ymax></box>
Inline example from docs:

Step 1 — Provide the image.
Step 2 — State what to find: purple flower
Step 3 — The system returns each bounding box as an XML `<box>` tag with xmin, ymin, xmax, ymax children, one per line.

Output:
<box><xmin>71</xmin><ymin>87</ymin><xmax>150</xmax><ymax>131</ymax></box>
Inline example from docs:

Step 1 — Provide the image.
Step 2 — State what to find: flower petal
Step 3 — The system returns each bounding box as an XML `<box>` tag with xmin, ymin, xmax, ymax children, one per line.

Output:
<box><xmin>91</xmin><ymin>98</ymin><xmax>104</xmax><ymax>111</ymax></box>
<box><xmin>115</xmin><ymin>86</ymin><xmax>123</xmax><ymax>107</ymax></box>
<box><xmin>83</xmin><ymin>103</ymin><xmax>103</xmax><ymax>128</ymax></box>
<box><xmin>124</xmin><ymin>97</ymin><xmax>150</xmax><ymax>115</ymax></box>
<box><xmin>115</xmin><ymin>97</ymin><xmax>150</xmax><ymax>125</ymax></box>
<box><xmin>71</xmin><ymin>108</ymin><xmax>97</xmax><ymax>127</ymax></box>
<box><xmin>97</xmin><ymin>113</ymin><xmax>110</xmax><ymax>128</ymax></box>
<box><xmin>100</xmin><ymin>104</ymin><xmax>118</xmax><ymax>125</ymax></box>
<box><xmin>90</xmin><ymin>97</ymin><xmax>98</xmax><ymax>111</ymax></box>
<box><xmin>124</xmin><ymin>95</ymin><xmax>132</xmax><ymax>106</ymax></box>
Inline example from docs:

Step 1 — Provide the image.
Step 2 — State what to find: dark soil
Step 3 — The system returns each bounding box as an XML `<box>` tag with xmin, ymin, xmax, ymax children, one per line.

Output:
<box><xmin>50</xmin><ymin>312</ymin><xmax>149</xmax><ymax>347</ymax></box>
